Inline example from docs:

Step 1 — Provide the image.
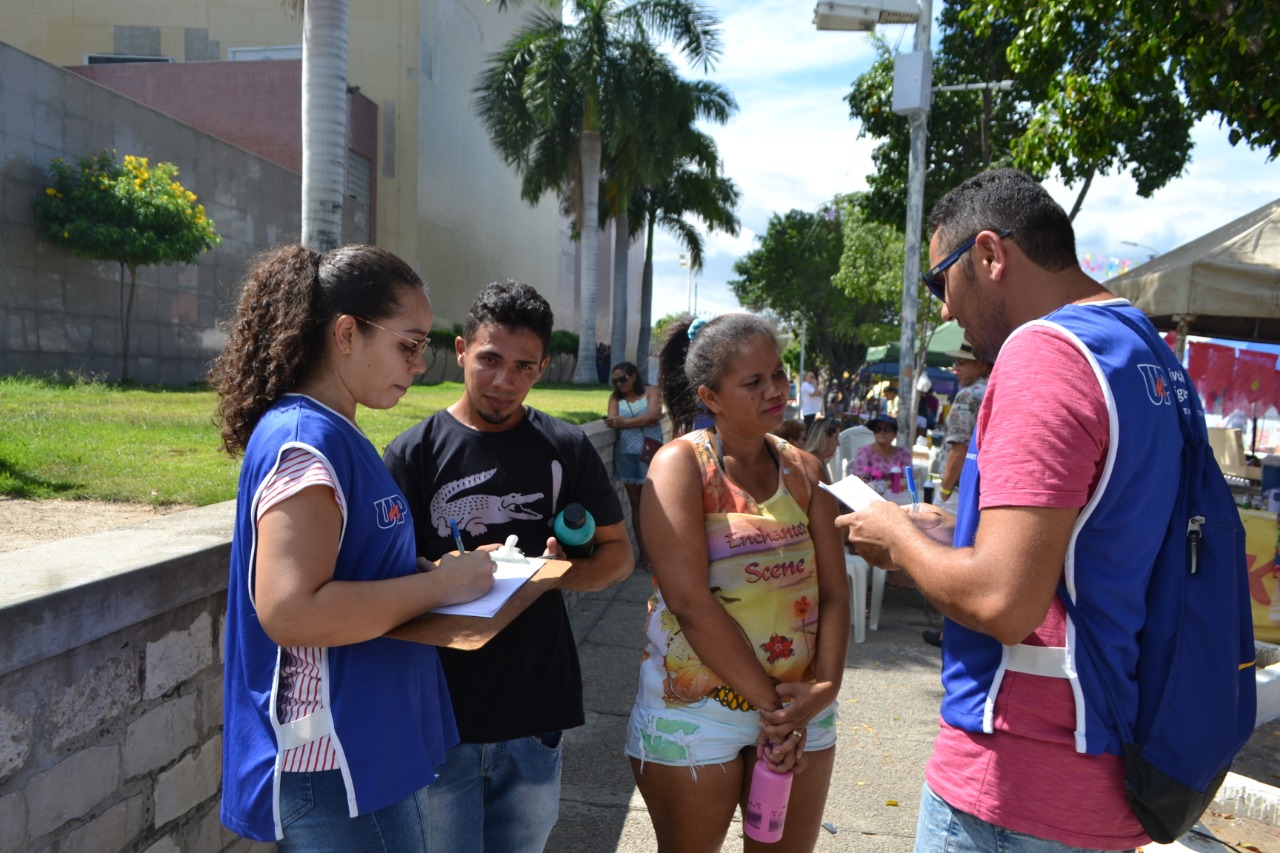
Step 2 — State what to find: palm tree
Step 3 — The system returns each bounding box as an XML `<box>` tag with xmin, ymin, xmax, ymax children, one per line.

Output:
<box><xmin>632</xmin><ymin>144</ymin><xmax>740</xmax><ymax>374</ymax></box>
<box><xmin>597</xmin><ymin>41</ymin><xmax>687</xmax><ymax>368</ymax></box>
<box><xmin>627</xmin><ymin>79</ymin><xmax>740</xmax><ymax>375</ymax></box>
<box><xmin>283</xmin><ymin>0</ymin><xmax>349</xmax><ymax>252</ymax></box>
<box><xmin>478</xmin><ymin>0</ymin><xmax>722</xmax><ymax>383</ymax></box>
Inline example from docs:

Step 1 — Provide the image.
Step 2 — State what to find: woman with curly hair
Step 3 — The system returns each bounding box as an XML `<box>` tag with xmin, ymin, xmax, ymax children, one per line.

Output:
<box><xmin>210</xmin><ymin>244</ymin><xmax>495</xmax><ymax>851</ymax></box>
<box><xmin>626</xmin><ymin>315</ymin><xmax>849</xmax><ymax>852</ymax></box>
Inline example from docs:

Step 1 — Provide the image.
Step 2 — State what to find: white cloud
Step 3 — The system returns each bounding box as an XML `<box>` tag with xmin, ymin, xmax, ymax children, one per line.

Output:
<box><xmin>647</xmin><ymin>0</ymin><xmax>1280</xmax><ymax>323</ymax></box>
<box><xmin>676</xmin><ymin>0</ymin><xmax>889</xmax><ymax>82</ymax></box>
<box><xmin>1056</xmin><ymin>118</ymin><xmax>1280</xmax><ymax>271</ymax></box>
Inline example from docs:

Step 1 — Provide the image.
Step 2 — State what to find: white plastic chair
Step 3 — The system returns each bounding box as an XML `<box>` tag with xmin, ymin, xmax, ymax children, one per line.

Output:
<box><xmin>836</xmin><ymin>426</ymin><xmax>875</xmax><ymax>480</ymax></box>
<box><xmin>845</xmin><ymin>554</ymin><xmax>887</xmax><ymax>644</ymax></box>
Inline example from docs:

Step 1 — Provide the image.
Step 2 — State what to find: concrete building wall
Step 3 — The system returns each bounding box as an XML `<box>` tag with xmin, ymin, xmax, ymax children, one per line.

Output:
<box><xmin>0</xmin><ymin>42</ymin><xmax>301</xmax><ymax>384</ymax></box>
<box><xmin>0</xmin><ymin>422</ymin><xmax>625</xmax><ymax>851</ymax></box>
<box><xmin>1</xmin><ymin>0</ymin><xmax>648</xmax><ymax>376</ymax></box>
<box><xmin>69</xmin><ymin>59</ymin><xmax>314</xmax><ymax>177</ymax></box>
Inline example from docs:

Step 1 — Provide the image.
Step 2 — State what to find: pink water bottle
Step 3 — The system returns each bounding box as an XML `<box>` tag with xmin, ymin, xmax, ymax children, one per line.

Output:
<box><xmin>890</xmin><ymin>466</ymin><xmax>903</xmax><ymax>494</ymax></box>
<box><xmin>744</xmin><ymin>759</ymin><xmax>793</xmax><ymax>843</ymax></box>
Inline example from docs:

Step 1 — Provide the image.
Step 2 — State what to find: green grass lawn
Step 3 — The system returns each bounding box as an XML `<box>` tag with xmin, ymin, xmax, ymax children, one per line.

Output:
<box><xmin>0</xmin><ymin>375</ymin><xmax>610</xmax><ymax>506</ymax></box>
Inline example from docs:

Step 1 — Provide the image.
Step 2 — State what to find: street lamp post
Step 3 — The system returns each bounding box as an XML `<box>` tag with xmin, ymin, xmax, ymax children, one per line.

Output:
<box><xmin>678</xmin><ymin>253</ymin><xmax>693</xmax><ymax>315</ymax></box>
<box><xmin>896</xmin><ymin>5</ymin><xmax>932</xmax><ymax>444</ymax></box>
<box><xmin>816</xmin><ymin>0</ymin><xmax>928</xmax><ymax>444</ymax></box>
<box><xmin>1121</xmin><ymin>240</ymin><xmax>1160</xmax><ymax>261</ymax></box>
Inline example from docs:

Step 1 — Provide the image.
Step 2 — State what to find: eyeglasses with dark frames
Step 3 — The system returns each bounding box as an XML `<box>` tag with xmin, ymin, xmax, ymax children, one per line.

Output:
<box><xmin>921</xmin><ymin>228</ymin><xmax>1013</xmax><ymax>302</ymax></box>
<box><xmin>354</xmin><ymin>316</ymin><xmax>430</xmax><ymax>365</ymax></box>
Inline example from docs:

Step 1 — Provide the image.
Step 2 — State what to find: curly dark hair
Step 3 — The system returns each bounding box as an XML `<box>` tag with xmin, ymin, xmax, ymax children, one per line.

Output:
<box><xmin>463</xmin><ymin>280</ymin><xmax>554</xmax><ymax>356</ymax></box>
<box><xmin>658</xmin><ymin>314</ymin><xmax>779</xmax><ymax>436</ymax></box>
<box><xmin>610</xmin><ymin>361</ymin><xmax>646</xmax><ymax>398</ymax></box>
<box><xmin>208</xmin><ymin>244</ymin><xmax>424</xmax><ymax>455</ymax></box>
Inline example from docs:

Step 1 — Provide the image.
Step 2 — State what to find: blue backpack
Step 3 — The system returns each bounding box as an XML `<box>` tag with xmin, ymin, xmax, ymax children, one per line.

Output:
<box><xmin>1061</xmin><ymin>311</ymin><xmax>1256</xmax><ymax>844</ymax></box>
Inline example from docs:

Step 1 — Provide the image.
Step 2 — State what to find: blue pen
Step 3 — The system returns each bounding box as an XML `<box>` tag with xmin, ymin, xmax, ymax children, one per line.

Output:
<box><xmin>904</xmin><ymin>465</ymin><xmax>920</xmax><ymax>509</ymax></box>
<box><xmin>449</xmin><ymin>518</ymin><xmax>466</xmax><ymax>553</ymax></box>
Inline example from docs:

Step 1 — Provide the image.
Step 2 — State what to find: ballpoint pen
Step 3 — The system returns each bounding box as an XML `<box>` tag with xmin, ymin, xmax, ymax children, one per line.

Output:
<box><xmin>905</xmin><ymin>465</ymin><xmax>920</xmax><ymax>512</ymax></box>
<box><xmin>449</xmin><ymin>518</ymin><xmax>466</xmax><ymax>553</ymax></box>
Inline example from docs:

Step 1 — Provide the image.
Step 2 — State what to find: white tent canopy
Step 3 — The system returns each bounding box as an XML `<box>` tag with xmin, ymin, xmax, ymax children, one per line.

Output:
<box><xmin>1108</xmin><ymin>197</ymin><xmax>1280</xmax><ymax>345</ymax></box>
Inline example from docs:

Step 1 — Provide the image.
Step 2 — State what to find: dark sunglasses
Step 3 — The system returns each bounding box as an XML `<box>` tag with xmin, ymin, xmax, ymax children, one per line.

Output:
<box><xmin>871</xmin><ymin>424</ymin><xmax>897</xmax><ymax>434</ymax></box>
<box><xmin>611</xmin><ymin>375</ymin><xmax>631</xmax><ymax>386</ymax></box>
<box><xmin>921</xmin><ymin>228</ymin><xmax>1013</xmax><ymax>301</ymax></box>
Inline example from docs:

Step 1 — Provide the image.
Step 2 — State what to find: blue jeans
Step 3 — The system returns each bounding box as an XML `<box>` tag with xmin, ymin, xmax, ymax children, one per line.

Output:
<box><xmin>278</xmin><ymin>769</ymin><xmax>429</xmax><ymax>852</ymax></box>
<box><xmin>914</xmin><ymin>783</ymin><xmax>1135</xmax><ymax>853</ymax></box>
<box><xmin>417</xmin><ymin>733</ymin><xmax>564</xmax><ymax>853</ymax></box>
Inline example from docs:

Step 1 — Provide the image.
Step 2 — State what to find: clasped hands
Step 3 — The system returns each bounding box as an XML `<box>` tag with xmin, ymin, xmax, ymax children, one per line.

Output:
<box><xmin>755</xmin><ymin>679</ymin><xmax>838</xmax><ymax>774</ymax></box>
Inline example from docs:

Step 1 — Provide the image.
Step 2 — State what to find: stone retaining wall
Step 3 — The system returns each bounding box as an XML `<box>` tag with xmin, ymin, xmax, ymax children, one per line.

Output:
<box><xmin>0</xmin><ymin>421</ymin><xmax>624</xmax><ymax>852</ymax></box>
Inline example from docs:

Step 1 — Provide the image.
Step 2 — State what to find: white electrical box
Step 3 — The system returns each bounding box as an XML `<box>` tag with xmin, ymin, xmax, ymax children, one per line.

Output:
<box><xmin>892</xmin><ymin>50</ymin><xmax>933</xmax><ymax>116</ymax></box>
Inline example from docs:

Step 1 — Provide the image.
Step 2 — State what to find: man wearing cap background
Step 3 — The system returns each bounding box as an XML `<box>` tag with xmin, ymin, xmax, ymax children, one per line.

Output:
<box><xmin>937</xmin><ymin>339</ymin><xmax>991</xmax><ymax>507</ymax></box>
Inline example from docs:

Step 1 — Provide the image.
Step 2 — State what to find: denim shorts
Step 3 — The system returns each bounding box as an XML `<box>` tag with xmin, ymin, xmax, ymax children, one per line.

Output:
<box><xmin>615</xmin><ymin>452</ymin><xmax>649</xmax><ymax>485</ymax></box>
<box><xmin>625</xmin><ymin>697</ymin><xmax>838</xmax><ymax>775</ymax></box>
<box><xmin>913</xmin><ymin>782</ymin><xmax>1135</xmax><ymax>853</ymax></box>
<box><xmin>278</xmin><ymin>769</ymin><xmax>428</xmax><ymax>852</ymax></box>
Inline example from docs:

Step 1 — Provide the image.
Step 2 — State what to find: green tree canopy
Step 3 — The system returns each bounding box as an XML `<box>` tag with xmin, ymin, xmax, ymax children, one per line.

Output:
<box><xmin>970</xmin><ymin>0</ymin><xmax>1279</xmax><ymax>161</ymax></box>
<box><xmin>848</xmin><ymin>0</ymin><xmax>1199</xmax><ymax>224</ymax></box>
<box><xmin>35</xmin><ymin>150</ymin><xmax>221</xmax><ymax>382</ymax></box>
<box><xmin>729</xmin><ymin>195</ymin><xmax>901</xmax><ymax>381</ymax></box>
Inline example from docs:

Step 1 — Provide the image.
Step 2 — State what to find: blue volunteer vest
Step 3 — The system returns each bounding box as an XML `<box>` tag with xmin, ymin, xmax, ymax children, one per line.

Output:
<box><xmin>943</xmin><ymin>301</ymin><xmax>1186</xmax><ymax>756</ymax></box>
<box><xmin>221</xmin><ymin>395</ymin><xmax>457</xmax><ymax>841</ymax></box>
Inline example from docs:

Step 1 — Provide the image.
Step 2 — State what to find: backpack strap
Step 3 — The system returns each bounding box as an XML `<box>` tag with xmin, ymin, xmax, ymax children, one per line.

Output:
<box><xmin>1057</xmin><ymin>305</ymin><xmax>1193</xmax><ymax>748</ymax></box>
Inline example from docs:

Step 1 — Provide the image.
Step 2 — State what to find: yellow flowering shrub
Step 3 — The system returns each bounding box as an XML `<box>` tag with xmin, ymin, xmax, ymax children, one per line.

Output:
<box><xmin>33</xmin><ymin>149</ymin><xmax>223</xmax><ymax>381</ymax></box>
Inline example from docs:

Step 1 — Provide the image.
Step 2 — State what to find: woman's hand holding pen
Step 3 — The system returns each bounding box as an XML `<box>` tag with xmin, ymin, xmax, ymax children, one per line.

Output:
<box><xmin>429</xmin><ymin>550</ymin><xmax>497</xmax><ymax>606</ymax></box>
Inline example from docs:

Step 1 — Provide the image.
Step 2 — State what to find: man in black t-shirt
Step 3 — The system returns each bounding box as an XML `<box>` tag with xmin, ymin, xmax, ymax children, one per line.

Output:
<box><xmin>384</xmin><ymin>281</ymin><xmax>632</xmax><ymax>852</ymax></box>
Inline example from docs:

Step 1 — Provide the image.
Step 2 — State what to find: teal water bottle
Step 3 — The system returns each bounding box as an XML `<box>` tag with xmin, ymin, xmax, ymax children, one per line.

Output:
<box><xmin>553</xmin><ymin>503</ymin><xmax>595</xmax><ymax>558</ymax></box>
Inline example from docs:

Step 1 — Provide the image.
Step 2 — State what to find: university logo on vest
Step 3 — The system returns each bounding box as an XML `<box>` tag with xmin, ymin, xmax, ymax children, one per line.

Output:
<box><xmin>1137</xmin><ymin>363</ymin><xmax>1172</xmax><ymax>406</ymax></box>
<box><xmin>374</xmin><ymin>495</ymin><xmax>409</xmax><ymax>528</ymax></box>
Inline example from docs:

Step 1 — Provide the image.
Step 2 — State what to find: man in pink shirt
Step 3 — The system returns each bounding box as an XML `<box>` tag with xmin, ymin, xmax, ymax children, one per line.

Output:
<box><xmin>839</xmin><ymin>169</ymin><xmax>1190</xmax><ymax>852</ymax></box>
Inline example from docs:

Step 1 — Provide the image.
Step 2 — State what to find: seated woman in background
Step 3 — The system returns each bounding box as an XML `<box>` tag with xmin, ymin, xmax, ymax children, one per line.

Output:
<box><xmin>848</xmin><ymin>413</ymin><xmax>913</xmax><ymax>485</ymax></box>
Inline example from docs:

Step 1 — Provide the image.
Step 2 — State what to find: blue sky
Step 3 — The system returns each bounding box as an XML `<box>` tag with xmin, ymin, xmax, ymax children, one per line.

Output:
<box><xmin>647</xmin><ymin>0</ymin><xmax>1280</xmax><ymax>332</ymax></box>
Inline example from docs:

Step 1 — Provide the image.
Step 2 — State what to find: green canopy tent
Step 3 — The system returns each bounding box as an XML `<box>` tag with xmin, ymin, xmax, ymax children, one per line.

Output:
<box><xmin>863</xmin><ymin>320</ymin><xmax>966</xmax><ymax>369</ymax></box>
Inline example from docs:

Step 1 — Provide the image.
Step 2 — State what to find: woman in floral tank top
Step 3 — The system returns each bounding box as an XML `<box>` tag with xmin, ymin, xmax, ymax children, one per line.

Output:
<box><xmin>625</xmin><ymin>314</ymin><xmax>849</xmax><ymax>852</ymax></box>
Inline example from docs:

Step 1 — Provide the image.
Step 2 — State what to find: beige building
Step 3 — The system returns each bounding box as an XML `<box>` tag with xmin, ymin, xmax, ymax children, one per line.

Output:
<box><xmin>2</xmin><ymin>0</ymin><xmax>644</xmax><ymax>368</ymax></box>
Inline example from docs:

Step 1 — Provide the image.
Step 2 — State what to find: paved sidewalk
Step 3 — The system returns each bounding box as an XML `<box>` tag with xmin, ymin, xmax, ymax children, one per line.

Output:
<box><xmin>550</xmin><ymin>572</ymin><xmax>1280</xmax><ymax>853</ymax></box>
<box><xmin>551</xmin><ymin>572</ymin><xmax>943</xmax><ymax>853</ymax></box>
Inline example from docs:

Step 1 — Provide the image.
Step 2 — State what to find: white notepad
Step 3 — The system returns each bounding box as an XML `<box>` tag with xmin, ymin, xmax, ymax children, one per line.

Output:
<box><xmin>819</xmin><ymin>476</ymin><xmax>887</xmax><ymax>512</ymax></box>
<box><xmin>427</xmin><ymin>556</ymin><xmax>548</xmax><ymax>618</ymax></box>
